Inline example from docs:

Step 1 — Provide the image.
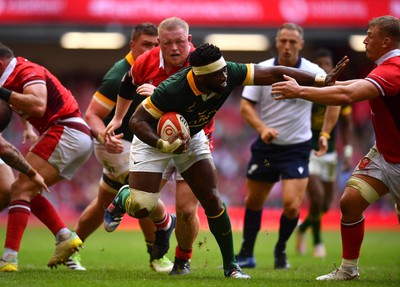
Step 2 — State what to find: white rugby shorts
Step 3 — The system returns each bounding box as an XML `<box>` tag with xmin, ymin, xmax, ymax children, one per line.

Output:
<box><xmin>94</xmin><ymin>138</ymin><xmax>131</xmax><ymax>184</ymax></box>
<box><xmin>130</xmin><ymin>130</ymin><xmax>212</xmax><ymax>175</ymax></box>
<box><xmin>352</xmin><ymin>144</ymin><xmax>400</xmax><ymax>204</ymax></box>
<box><xmin>309</xmin><ymin>151</ymin><xmax>338</xmax><ymax>182</ymax></box>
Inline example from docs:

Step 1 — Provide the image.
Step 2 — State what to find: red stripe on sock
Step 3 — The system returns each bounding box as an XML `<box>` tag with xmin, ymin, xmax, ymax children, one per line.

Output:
<box><xmin>154</xmin><ymin>213</ymin><xmax>170</xmax><ymax>230</ymax></box>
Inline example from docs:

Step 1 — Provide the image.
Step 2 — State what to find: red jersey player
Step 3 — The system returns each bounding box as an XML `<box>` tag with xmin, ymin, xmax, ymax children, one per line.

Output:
<box><xmin>0</xmin><ymin>42</ymin><xmax>93</xmax><ymax>272</ymax></box>
<box><xmin>272</xmin><ymin>15</ymin><xmax>400</xmax><ymax>281</ymax></box>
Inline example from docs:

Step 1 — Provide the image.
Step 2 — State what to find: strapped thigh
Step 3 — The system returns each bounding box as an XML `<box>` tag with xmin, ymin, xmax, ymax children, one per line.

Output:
<box><xmin>346</xmin><ymin>176</ymin><xmax>380</xmax><ymax>204</ymax></box>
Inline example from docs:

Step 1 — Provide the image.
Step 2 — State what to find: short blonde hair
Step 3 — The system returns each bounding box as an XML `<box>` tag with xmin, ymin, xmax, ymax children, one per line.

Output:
<box><xmin>158</xmin><ymin>17</ymin><xmax>189</xmax><ymax>35</ymax></box>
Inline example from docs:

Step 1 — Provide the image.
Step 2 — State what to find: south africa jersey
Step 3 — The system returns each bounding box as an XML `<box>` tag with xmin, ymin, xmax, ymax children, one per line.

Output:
<box><xmin>143</xmin><ymin>61</ymin><xmax>253</xmax><ymax>136</ymax></box>
<box><xmin>92</xmin><ymin>53</ymin><xmax>134</xmax><ymax>141</ymax></box>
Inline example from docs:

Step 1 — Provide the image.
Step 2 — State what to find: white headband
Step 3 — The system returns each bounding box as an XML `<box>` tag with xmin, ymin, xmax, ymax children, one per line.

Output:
<box><xmin>192</xmin><ymin>57</ymin><xmax>226</xmax><ymax>75</ymax></box>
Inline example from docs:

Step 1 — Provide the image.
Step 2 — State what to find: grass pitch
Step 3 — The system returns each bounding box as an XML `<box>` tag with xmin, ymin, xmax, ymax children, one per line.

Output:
<box><xmin>0</xmin><ymin>226</ymin><xmax>399</xmax><ymax>287</ymax></box>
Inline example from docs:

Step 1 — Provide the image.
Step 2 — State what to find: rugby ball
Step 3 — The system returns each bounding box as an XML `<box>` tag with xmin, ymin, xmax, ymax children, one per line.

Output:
<box><xmin>157</xmin><ymin>112</ymin><xmax>190</xmax><ymax>140</ymax></box>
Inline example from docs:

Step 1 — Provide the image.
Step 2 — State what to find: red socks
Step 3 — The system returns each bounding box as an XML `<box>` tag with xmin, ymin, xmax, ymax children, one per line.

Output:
<box><xmin>154</xmin><ymin>212</ymin><xmax>171</xmax><ymax>230</ymax></box>
<box><xmin>31</xmin><ymin>195</ymin><xmax>66</xmax><ymax>236</ymax></box>
<box><xmin>175</xmin><ymin>246</ymin><xmax>192</xmax><ymax>260</ymax></box>
<box><xmin>5</xmin><ymin>200</ymin><xmax>31</xmax><ymax>251</ymax></box>
<box><xmin>341</xmin><ymin>217</ymin><xmax>365</xmax><ymax>260</ymax></box>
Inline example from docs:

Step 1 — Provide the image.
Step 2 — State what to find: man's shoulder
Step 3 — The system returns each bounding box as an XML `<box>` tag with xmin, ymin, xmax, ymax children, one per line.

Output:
<box><xmin>15</xmin><ymin>56</ymin><xmax>40</xmax><ymax>71</ymax></box>
<box><xmin>13</xmin><ymin>57</ymin><xmax>46</xmax><ymax>81</ymax></box>
<box><xmin>382</xmin><ymin>55</ymin><xmax>400</xmax><ymax>66</ymax></box>
<box><xmin>300</xmin><ymin>58</ymin><xmax>326</xmax><ymax>74</ymax></box>
<box><xmin>105</xmin><ymin>58</ymin><xmax>131</xmax><ymax>78</ymax></box>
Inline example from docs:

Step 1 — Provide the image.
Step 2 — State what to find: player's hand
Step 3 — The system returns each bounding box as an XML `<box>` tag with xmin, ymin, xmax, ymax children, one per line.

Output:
<box><xmin>22</xmin><ymin>126</ymin><xmax>38</xmax><ymax>144</ymax></box>
<box><xmin>104</xmin><ymin>118</ymin><xmax>123</xmax><ymax>138</ymax></box>
<box><xmin>104</xmin><ymin>133</ymin><xmax>124</xmax><ymax>154</ymax></box>
<box><xmin>178</xmin><ymin>132</ymin><xmax>191</xmax><ymax>153</ymax></box>
<box><xmin>271</xmin><ymin>75</ymin><xmax>301</xmax><ymax>100</ymax></box>
<box><xmin>22</xmin><ymin>121</ymin><xmax>38</xmax><ymax>144</ymax></box>
<box><xmin>157</xmin><ymin>132</ymin><xmax>190</xmax><ymax>154</ymax></box>
<box><xmin>314</xmin><ymin>135</ymin><xmax>328</xmax><ymax>157</ymax></box>
<box><xmin>260</xmin><ymin>127</ymin><xmax>278</xmax><ymax>144</ymax></box>
<box><xmin>325</xmin><ymin>56</ymin><xmax>349</xmax><ymax>86</ymax></box>
<box><xmin>168</xmin><ymin>132</ymin><xmax>190</xmax><ymax>154</ymax></box>
<box><xmin>136</xmin><ymin>84</ymin><xmax>156</xmax><ymax>97</ymax></box>
<box><xmin>29</xmin><ymin>172</ymin><xmax>50</xmax><ymax>193</ymax></box>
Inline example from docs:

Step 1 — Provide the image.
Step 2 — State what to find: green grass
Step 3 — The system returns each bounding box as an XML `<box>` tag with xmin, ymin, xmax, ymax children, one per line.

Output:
<box><xmin>0</xmin><ymin>226</ymin><xmax>399</xmax><ymax>287</ymax></box>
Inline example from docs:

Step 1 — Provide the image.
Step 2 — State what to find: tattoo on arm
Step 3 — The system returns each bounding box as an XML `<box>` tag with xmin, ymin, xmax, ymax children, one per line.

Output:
<box><xmin>1</xmin><ymin>141</ymin><xmax>34</xmax><ymax>175</ymax></box>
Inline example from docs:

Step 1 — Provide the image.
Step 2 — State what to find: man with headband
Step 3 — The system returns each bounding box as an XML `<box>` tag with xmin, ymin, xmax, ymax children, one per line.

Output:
<box><xmin>104</xmin><ymin>43</ymin><xmax>347</xmax><ymax>278</ymax></box>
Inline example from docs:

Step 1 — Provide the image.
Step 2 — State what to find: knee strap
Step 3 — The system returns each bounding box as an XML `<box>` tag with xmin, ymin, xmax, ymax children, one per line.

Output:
<box><xmin>126</xmin><ymin>188</ymin><xmax>160</xmax><ymax>219</ymax></box>
<box><xmin>346</xmin><ymin>176</ymin><xmax>380</xmax><ymax>204</ymax></box>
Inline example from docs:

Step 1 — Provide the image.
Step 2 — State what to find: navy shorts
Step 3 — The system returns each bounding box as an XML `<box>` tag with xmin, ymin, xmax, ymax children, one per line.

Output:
<box><xmin>246</xmin><ymin>137</ymin><xmax>312</xmax><ymax>182</ymax></box>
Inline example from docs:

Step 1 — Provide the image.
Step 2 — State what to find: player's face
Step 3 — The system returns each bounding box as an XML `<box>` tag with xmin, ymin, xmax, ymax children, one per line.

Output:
<box><xmin>315</xmin><ymin>56</ymin><xmax>333</xmax><ymax>73</ymax></box>
<box><xmin>158</xmin><ymin>27</ymin><xmax>192</xmax><ymax>67</ymax></box>
<box><xmin>130</xmin><ymin>34</ymin><xmax>158</xmax><ymax>59</ymax></box>
<box><xmin>198</xmin><ymin>66</ymin><xmax>228</xmax><ymax>94</ymax></box>
<box><xmin>276</xmin><ymin>28</ymin><xmax>304</xmax><ymax>67</ymax></box>
<box><xmin>363</xmin><ymin>25</ymin><xmax>386</xmax><ymax>61</ymax></box>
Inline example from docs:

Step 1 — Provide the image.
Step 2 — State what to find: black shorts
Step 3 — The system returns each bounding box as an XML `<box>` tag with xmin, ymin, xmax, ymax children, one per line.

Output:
<box><xmin>246</xmin><ymin>137</ymin><xmax>312</xmax><ymax>182</ymax></box>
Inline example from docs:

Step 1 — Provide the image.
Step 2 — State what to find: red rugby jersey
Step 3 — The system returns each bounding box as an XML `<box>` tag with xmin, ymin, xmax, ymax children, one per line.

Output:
<box><xmin>3</xmin><ymin>57</ymin><xmax>82</xmax><ymax>135</ymax></box>
<box><xmin>365</xmin><ymin>55</ymin><xmax>400</xmax><ymax>163</ymax></box>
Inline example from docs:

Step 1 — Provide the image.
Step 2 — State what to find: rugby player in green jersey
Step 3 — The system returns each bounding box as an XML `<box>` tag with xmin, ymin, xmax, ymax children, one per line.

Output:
<box><xmin>105</xmin><ymin>43</ymin><xmax>348</xmax><ymax>278</ymax></box>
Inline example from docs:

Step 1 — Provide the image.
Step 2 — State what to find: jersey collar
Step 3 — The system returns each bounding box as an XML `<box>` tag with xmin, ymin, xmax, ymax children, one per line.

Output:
<box><xmin>125</xmin><ymin>53</ymin><xmax>134</xmax><ymax>66</ymax></box>
<box><xmin>0</xmin><ymin>57</ymin><xmax>17</xmax><ymax>86</ymax></box>
<box><xmin>187</xmin><ymin>70</ymin><xmax>202</xmax><ymax>96</ymax></box>
<box><xmin>375</xmin><ymin>49</ymin><xmax>400</xmax><ymax>66</ymax></box>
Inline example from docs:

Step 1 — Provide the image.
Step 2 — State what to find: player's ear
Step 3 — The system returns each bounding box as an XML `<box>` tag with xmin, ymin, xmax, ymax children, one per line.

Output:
<box><xmin>299</xmin><ymin>39</ymin><xmax>305</xmax><ymax>50</ymax></box>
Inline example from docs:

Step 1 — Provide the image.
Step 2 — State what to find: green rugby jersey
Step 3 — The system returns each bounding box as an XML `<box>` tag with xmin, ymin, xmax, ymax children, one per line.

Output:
<box><xmin>310</xmin><ymin>104</ymin><xmax>352</xmax><ymax>153</ymax></box>
<box><xmin>93</xmin><ymin>53</ymin><xmax>136</xmax><ymax>141</ymax></box>
<box><xmin>146</xmin><ymin>61</ymin><xmax>252</xmax><ymax>136</ymax></box>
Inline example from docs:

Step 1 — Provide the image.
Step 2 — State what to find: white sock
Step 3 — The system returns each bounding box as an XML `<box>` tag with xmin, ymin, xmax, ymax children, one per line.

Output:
<box><xmin>2</xmin><ymin>248</ymin><xmax>18</xmax><ymax>261</ymax></box>
<box><xmin>56</xmin><ymin>228</ymin><xmax>71</xmax><ymax>243</ymax></box>
<box><xmin>341</xmin><ymin>258</ymin><xmax>359</xmax><ymax>274</ymax></box>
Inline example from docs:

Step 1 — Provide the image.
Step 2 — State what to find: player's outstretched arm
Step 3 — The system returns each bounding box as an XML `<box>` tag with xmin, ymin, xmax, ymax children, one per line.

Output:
<box><xmin>271</xmin><ymin>75</ymin><xmax>379</xmax><ymax>105</ymax></box>
<box><xmin>253</xmin><ymin>55</ymin><xmax>348</xmax><ymax>87</ymax></box>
